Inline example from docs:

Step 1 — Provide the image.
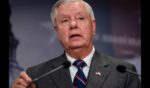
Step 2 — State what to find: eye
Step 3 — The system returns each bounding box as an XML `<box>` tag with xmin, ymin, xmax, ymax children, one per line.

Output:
<box><xmin>78</xmin><ymin>17</ymin><xmax>85</xmax><ymax>20</ymax></box>
<box><xmin>61</xmin><ymin>18</ymin><xmax>69</xmax><ymax>23</ymax></box>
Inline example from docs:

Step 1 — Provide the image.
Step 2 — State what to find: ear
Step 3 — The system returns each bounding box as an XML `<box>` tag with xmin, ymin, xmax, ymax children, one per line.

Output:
<box><xmin>92</xmin><ymin>20</ymin><xmax>96</xmax><ymax>36</ymax></box>
<box><xmin>53</xmin><ymin>26</ymin><xmax>58</xmax><ymax>32</ymax></box>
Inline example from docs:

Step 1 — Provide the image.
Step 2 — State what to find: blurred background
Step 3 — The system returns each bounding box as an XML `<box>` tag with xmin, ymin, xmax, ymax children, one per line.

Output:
<box><xmin>9</xmin><ymin>0</ymin><xmax>141</xmax><ymax>87</ymax></box>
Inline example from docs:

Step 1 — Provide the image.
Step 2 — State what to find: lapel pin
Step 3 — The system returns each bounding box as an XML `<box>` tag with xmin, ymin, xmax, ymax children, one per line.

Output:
<box><xmin>95</xmin><ymin>71</ymin><xmax>101</xmax><ymax>76</ymax></box>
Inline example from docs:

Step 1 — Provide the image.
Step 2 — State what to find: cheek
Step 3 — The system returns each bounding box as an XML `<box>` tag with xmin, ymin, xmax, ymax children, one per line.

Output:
<box><xmin>57</xmin><ymin>30</ymin><xmax>68</xmax><ymax>42</ymax></box>
<box><xmin>82</xmin><ymin>24</ymin><xmax>94</xmax><ymax>38</ymax></box>
<box><xmin>86</xmin><ymin>30</ymin><xmax>94</xmax><ymax>40</ymax></box>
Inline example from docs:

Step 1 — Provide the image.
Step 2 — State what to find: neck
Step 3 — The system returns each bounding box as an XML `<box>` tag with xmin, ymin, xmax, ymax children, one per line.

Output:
<box><xmin>66</xmin><ymin>45</ymin><xmax>93</xmax><ymax>59</ymax></box>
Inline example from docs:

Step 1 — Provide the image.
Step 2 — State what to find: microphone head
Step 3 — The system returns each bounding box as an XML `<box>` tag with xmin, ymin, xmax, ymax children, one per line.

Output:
<box><xmin>116</xmin><ymin>65</ymin><xmax>126</xmax><ymax>73</ymax></box>
<box><xmin>62</xmin><ymin>61</ymin><xmax>71</xmax><ymax>68</ymax></box>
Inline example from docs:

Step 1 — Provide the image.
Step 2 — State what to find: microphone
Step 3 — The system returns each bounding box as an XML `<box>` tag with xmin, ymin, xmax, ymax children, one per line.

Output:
<box><xmin>116</xmin><ymin>65</ymin><xmax>141</xmax><ymax>77</ymax></box>
<box><xmin>32</xmin><ymin>61</ymin><xmax>71</xmax><ymax>82</ymax></box>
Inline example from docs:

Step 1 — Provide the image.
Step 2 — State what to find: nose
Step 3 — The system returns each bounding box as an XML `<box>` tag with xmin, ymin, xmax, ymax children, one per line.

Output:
<box><xmin>70</xmin><ymin>20</ymin><xmax>77</xmax><ymax>30</ymax></box>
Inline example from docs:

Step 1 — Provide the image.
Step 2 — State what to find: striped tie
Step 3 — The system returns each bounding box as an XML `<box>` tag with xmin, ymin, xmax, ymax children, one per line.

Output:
<box><xmin>73</xmin><ymin>60</ymin><xmax>87</xmax><ymax>88</ymax></box>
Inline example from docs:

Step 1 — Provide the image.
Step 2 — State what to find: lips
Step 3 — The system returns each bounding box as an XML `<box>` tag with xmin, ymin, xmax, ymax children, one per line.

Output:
<box><xmin>69</xmin><ymin>34</ymin><xmax>82</xmax><ymax>39</ymax></box>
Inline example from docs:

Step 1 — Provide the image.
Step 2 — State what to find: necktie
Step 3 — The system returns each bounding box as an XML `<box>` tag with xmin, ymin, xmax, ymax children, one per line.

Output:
<box><xmin>73</xmin><ymin>60</ymin><xmax>87</xmax><ymax>88</ymax></box>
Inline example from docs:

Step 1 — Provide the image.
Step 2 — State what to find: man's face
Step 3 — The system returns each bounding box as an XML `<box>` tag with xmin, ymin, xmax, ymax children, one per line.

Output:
<box><xmin>55</xmin><ymin>2</ymin><xmax>96</xmax><ymax>50</ymax></box>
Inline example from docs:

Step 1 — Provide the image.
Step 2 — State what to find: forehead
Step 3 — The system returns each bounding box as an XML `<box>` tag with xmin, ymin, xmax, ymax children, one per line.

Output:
<box><xmin>56</xmin><ymin>2</ymin><xmax>88</xmax><ymax>16</ymax></box>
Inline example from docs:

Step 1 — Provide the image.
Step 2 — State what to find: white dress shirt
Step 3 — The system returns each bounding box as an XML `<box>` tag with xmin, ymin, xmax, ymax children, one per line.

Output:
<box><xmin>66</xmin><ymin>47</ymin><xmax>95</xmax><ymax>82</ymax></box>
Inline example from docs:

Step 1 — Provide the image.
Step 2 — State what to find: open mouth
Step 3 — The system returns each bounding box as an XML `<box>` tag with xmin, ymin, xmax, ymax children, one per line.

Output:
<box><xmin>69</xmin><ymin>34</ymin><xmax>81</xmax><ymax>39</ymax></box>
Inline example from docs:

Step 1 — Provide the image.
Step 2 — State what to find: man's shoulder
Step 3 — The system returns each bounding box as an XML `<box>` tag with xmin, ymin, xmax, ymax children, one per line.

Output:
<box><xmin>96</xmin><ymin>51</ymin><xmax>135</xmax><ymax>68</ymax></box>
<box><xmin>26</xmin><ymin>53</ymin><xmax>66</xmax><ymax>79</ymax></box>
<box><xmin>27</xmin><ymin>56</ymin><xmax>61</xmax><ymax>70</ymax></box>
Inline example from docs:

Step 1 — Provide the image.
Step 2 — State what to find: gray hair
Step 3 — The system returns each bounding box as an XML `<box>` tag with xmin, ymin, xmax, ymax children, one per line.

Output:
<box><xmin>50</xmin><ymin>0</ymin><xmax>95</xmax><ymax>27</ymax></box>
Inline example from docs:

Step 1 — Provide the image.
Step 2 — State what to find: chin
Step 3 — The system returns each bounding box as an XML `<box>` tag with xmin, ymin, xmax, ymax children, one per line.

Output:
<box><xmin>68</xmin><ymin>44</ymin><xmax>86</xmax><ymax>49</ymax></box>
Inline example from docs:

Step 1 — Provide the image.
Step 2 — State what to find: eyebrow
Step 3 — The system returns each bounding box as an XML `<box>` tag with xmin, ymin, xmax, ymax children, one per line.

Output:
<box><xmin>57</xmin><ymin>14</ymin><xmax>69</xmax><ymax>19</ymax></box>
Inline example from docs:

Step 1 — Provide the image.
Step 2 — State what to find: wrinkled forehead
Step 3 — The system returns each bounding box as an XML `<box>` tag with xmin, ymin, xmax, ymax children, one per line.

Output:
<box><xmin>51</xmin><ymin>0</ymin><xmax>94</xmax><ymax>27</ymax></box>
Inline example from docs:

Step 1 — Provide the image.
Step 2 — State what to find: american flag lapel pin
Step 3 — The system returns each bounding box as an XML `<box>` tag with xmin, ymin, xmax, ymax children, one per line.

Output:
<box><xmin>95</xmin><ymin>71</ymin><xmax>101</xmax><ymax>76</ymax></box>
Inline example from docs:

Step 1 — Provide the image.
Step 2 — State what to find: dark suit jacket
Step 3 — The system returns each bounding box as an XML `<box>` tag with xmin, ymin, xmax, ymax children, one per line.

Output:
<box><xmin>26</xmin><ymin>50</ymin><xmax>140</xmax><ymax>88</ymax></box>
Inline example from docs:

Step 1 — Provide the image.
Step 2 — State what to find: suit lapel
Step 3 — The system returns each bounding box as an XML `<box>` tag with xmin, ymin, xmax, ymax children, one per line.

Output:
<box><xmin>49</xmin><ymin>53</ymin><xmax>73</xmax><ymax>88</ymax></box>
<box><xmin>46</xmin><ymin>51</ymin><xmax>111</xmax><ymax>88</ymax></box>
<box><xmin>86</xmin><ymin>51</ymin><xmax>111</xmax><ymax>88</ymax></box>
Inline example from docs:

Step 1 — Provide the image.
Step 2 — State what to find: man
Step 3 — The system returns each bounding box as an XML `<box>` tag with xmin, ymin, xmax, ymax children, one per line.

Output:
<box><xmin>12</xmin><ymin>0</ymin><xmax>140</xmax><ymax>88</ymax></box>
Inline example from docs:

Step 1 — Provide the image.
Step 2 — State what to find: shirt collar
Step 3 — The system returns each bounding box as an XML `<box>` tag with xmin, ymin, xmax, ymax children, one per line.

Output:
<box><xmin>66</xmin><ymin>46</ymin><xmax>95</xmax><ymax>67</ymax></box>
